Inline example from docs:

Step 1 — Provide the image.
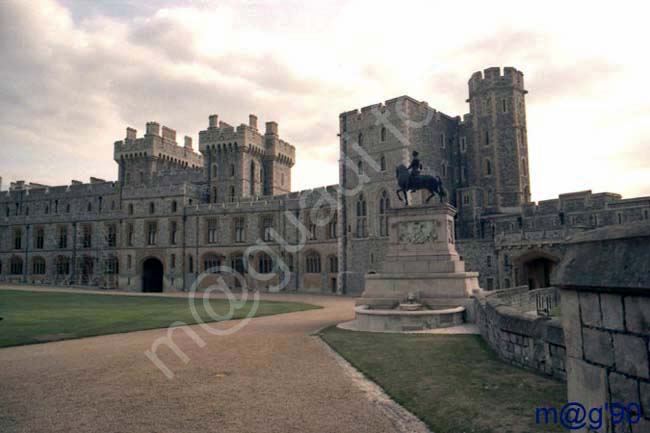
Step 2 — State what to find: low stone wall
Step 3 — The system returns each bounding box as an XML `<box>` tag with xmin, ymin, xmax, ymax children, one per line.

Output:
<box><xmin>475</xmin><ymin>286</ymin><xmax>566</xmax><ymax>380</ymax></box>
<box><xmin>557</xmin><ymin>222</ymin><xmax>650</xmax><ymax>432</ymax></box>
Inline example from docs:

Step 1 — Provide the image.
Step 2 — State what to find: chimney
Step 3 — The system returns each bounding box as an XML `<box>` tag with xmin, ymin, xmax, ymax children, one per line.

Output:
<box><xmin>184</xmin><ymin>136</ymin><xmax>193</xmax><ymax>149</ymax></box>
<box><xmin>209</xmin><ymin>114</ymin><xmax>219</xmax><ymax>129</ymax></box>
<box><xmin>249</xmin><ymin>114</ymin><xmax>258</xmax><ymax>130</ymax></box>
<box><xmin>126</xmin><ymin>127</ymin><xmax>137</xmax><ymax>140</ymax></box>
<box><xmin>265</xmin><ymin>121</ymin><xmax>278</xmax><ymax>136</ymax></box>
<box><xmin>145</xmin><ymin>121</ymin><xmax>160</xmax><ymax>136</ymax></box>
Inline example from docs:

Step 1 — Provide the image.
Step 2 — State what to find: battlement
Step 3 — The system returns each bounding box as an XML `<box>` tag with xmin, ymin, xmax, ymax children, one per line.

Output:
<box><xmin>114</xmin><ymin>123</ymin><xmax>203</xmax><ymax>168</ymax></box>
<box><xmin>468</xmin><ymin>66</ymin><xmax>526</xmax><ymax>94</ymax></box>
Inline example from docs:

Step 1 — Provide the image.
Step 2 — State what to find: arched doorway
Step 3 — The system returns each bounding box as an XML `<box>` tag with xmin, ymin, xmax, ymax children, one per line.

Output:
<box><xmin>514</xmin><ymin>250</ymin><xmax>560</xmax><ymax>290</ymax></box>
<box><xmin>142</xmin><ymin>258</ymin><xmax>164</xmax><ymax>292</ymax></box>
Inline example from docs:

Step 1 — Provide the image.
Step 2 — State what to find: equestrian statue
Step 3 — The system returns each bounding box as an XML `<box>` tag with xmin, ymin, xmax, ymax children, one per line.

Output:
<box><xmin>395</xmin><ymin>151</ymin><xmax>447</xmax><ymax>206</ymax></box>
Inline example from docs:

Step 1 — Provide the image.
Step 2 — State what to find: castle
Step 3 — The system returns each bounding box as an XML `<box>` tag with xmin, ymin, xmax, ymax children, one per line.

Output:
<box><xmin>1</xmin><ymin>67</ymin><xmax>648</xmax><ymax>294</ymax></box>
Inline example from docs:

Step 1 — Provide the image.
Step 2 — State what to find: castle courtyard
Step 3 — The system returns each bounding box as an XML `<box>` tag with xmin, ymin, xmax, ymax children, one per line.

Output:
<box><xmin>0</xmin><ymin>286</ymin><xmax>565</xmax><ymax>433</ymax></box>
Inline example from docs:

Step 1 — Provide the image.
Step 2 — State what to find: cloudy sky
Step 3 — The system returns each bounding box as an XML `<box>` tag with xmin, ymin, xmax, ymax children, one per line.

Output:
<box><xmin>1</xmin><ymin>0</ymin><xmax>648</xmax><ymax>201</ymax></box>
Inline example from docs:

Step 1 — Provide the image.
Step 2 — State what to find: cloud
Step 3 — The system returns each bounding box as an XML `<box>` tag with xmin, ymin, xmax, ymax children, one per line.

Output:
<box><xmin>0</xmin><ymin>0</ymin><xmax>648</xmax><ymax>201</ymax></box>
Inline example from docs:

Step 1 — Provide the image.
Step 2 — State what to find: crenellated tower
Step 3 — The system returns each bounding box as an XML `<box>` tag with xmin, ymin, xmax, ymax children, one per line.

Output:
<box><xmin>466</xmin><ymin>66</ymin><xmax>530</xmax><ymax>210</ymax></box>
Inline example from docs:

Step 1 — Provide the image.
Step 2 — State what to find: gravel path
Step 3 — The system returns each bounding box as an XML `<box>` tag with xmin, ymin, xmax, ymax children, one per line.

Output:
<box><xmin>0</xmin><ymin>287</ymin><xmax>407</xmax><ymax>433</ymax></box>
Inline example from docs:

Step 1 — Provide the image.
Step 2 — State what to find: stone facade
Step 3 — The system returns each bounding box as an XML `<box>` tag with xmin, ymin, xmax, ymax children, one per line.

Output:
<box><xmin>1</xmin><ymin>66</ymin><xmax>649</xmax><ymax>295</ymax></box>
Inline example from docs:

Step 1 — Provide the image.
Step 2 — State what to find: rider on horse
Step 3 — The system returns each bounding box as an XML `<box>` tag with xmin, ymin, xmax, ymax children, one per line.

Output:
<box><xmin>407</xmin><ymin>151</ymin><xmax>422</xmax><ymax>192</ymax></box>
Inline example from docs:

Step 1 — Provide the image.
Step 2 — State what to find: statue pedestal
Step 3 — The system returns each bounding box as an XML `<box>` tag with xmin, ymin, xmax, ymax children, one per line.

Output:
<box><xmin>361</xmin><ymin>203</ymin><xmax>481</xmax><ymax>312</ymax></box>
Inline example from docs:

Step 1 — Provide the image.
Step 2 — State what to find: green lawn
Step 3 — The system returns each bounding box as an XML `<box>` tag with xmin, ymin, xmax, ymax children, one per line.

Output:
<box><xmin>0</xmin><ymin>289</ymin><xmax>319</xmax><ymax>348</ymax></box>
<box><xmin>320</xmin><ymin>327</ymin><xmax>567</xmax><ymax>433</ymax></box>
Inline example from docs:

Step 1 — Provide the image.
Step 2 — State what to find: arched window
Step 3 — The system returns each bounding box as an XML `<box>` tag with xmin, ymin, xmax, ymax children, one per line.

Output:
<box><xmin>203</xmin><ymin>254</ymin><xmax>222</xmax><ymax>274</ymax></box>
<box><xmin>188</xmin><ymin>255</ymin><xmax>194</xmax><ymax>273</ymax></box>
<box><xmin>32</xmin><ymin>257</ymin><xmax>46</xmax><ymax>275</ymax></box>
<box><xmin>485</xmin><ymin>159</ymin><xmax>492</xmax><ymax>176</ymax></box>
<box><xmin>357</xmin><ymin>160</ymin><xmax>363</xmax><ymax>175</ymax></box>
<box><xmin>380</xmin><ymin>154</ymin><xmax>386</xmax><ymax>171</ymax></box>
<box><xmin>10</xmin><ymin>256</ymin><xmax>23</xmax><ymax>275</ymax></box>
<box><xmin>211</xmin><ymin>164</ymin><xmax>218</xmax><ymax>177</ymax></box>
<box><xmin>356</xmin><ymin>194</ymin><xmax>367</xmax><ymax>237</ymax></box>
<box><xmin>149</xmin><ymin>202</ymin><xmax>155</xmax><ymax>214</ymax></box>
<box><xmin>230</xmin><ymin>164</ymin><xmax>235</xmax><ymax>177</ymax></box>
<box><xmin>229</xmin><ymin>186</ymin><xmax>236</xmax><ymax>202</ymax></box>
<box><xmin>380</xmin><ymin>127</ymin><xmax>386</xmax><ymax>142</ymax></box>
<box><xmin>379</xmin><ymin>190</ymin><xmax>390</xmax><ymax>237</ymax></box>
<box><xmin>306</xmin><ymin>251</ymin><xmax>321</xmax><ymax>273</ymax></box>
<box><xmin>358</xmin><ymin>132</ymin><xmax>363</xmax><ymax>147</ymax></box>
<box><xmin>171</xmin><ymin>200</ymin><xmax>177</xmax><ymax>212</ymax></box>
<box><xmin>257</xmin><ymin>253</ymin><xmax>273</xmax><ymax>274</ymax></box>
<box><xmin>328</xmin><ymin>255</ymin><xmax>338</xmax><ymax>273</ymax></box>
<box><xmin>230</xmin><ymin>253</ymin><xmax>245</xmax><ymax>274</ymax></box>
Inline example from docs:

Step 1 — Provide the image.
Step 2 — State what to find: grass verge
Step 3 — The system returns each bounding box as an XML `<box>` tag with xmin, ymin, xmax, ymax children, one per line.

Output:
<box><xmin>0</xmin><ymin>289</ymin><xmax>319</xmax><ymax>348</ymax></box>
<box><xmin>320</xmin><ymin>326</ymin><xmax>567</xmax><ymax>433</ymax></box>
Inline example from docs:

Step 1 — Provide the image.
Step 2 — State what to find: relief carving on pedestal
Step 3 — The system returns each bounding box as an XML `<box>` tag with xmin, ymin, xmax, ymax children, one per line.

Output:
<box><xmin>398</xmin><ymin>221</ymin><xmax>439</xmax><ymax>244</ymax></box>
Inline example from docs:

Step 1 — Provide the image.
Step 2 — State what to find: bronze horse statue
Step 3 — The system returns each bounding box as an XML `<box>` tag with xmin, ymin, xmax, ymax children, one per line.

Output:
<box><xmin>395</xmin><ymin>164</ymin><xmax>447</xmax><ymax>206</ymax></box>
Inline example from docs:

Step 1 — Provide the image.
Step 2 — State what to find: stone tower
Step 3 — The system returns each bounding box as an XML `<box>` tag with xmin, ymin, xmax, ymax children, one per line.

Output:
<box><xmin>467</xmin><ymin>67</ymin><xmax>530</xmax><ymax>210</ymax></box>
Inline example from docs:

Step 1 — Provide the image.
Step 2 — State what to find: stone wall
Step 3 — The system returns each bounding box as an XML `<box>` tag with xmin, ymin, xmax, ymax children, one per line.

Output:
<box><xmin>475</xmin><ymin>286</ymin><xmax>566</xmax><ymax>380</ymax></box>
<box><xmin>557</xmin><ymin>222</ymin><xmax>650</xmax><ymax>432</ymax></box>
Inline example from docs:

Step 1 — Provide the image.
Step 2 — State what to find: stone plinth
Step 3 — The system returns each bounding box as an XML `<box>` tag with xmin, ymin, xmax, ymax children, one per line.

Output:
<box><xmin>361</xmin><ymin>204</ymin><xmax>480</xmax><ymax>311</ymax></box>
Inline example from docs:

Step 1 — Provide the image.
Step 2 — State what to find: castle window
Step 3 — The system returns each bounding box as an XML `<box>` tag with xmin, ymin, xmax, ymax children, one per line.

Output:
<box><xmin>460</xmin><ymin>137</ymin><xmax>467</xmax><ymax>153</ymax></box>
<box><xmin>381</xmin><ymin>127</ymin><xmax>386</xmax><ymax>142</ymax></box>
<box><xmin>149</xmin><ymin>202</ymin><xmax>155</xmax><ymax>214</ymax></box>
<box><xmin>111</xmin><ymin>200</ymin><xmax>116</xmax><ymax>211</ymax></box>
<box><xmin>127</xmin><ymin>255</ymin><xmax>132</xmax><ymax>270</ymax></box>
<box><xmin>230</xmin><ymin>164</ymin><xmax>235</xmax><ymax>177</ymax></box>
<box><xmin>357</xmin><ymin>160</ymin><xmax>363</xmax><ymax>175</ymax></box>
<box><xmin>485</xmin><ymin>159</ymin><xmax>492</xmax><ymax>176</ymax></box>
<box><xmin>107</xmin><ymin>224</ymin><xmax>117</xmax><ymax>247</ymax></box>
<box><xmin>66</xmin><ymin>203</ymin><xmax>71</xmax><ymax>213</ymax></box>
<box><xmin>188</xmin><ymin>255</ymin><xmax>194</xmax><ymax>273</ymax></box>
<box><xmin>645</xmin><ymin>209</ymin><xmax>649</xmax><ymax>220</ymax></box>
<box><xmin>327</xmin><ymin>213</ymin><xmax>337</xmax><ymax>240</ymax></box>
<box><xmin>212</xmin><ymin>164</ymin><xmax>218</xmax><ymax>177</ymax></box>
<box><xmin>14</xmin><ymin>229</ymin><xmax>22</xmax><ymax>250</ymax></box>
<box><xmin>463</xmin><ymin>193</ymin><xmax>470</xmax><ymax>205</ymax></box>
<box><xmin>617</xmin><ymin>213</ymin><xmax>623</xmax><ymax>224</ymax></box>
<box><xmin>56</xmin><ymin>256</ymin><xmax>70</xmax><ymax>275</ymax></box>
<box><xmin>486</xmin><ymin>277</ymin><xmax>494</xmax><ymax>291</ymax></box>
<box><xmin>147</xmin><ymin>222</ymin><xmax>157</xmax><ymax>245</ymax></box>
<box><xmin>82</xmin><ymin>224</ymin><xmax>92</xmax><ymax>248</ymax></box>
<box><xmin>261</xmin><ymin>216</ymin><xmax>273</xmax><ymax>242</ymax></box>
<box><xmin>127</xmin><ymin>223</ymin><xmax>134</xmax><ymax>246</ymax></box>
<box><xmin>358</xmin><ymin>132</ymin><xmax>363</xmax><ymax>147</ymax></box>
<box><xmin>249</xmin><ymin>161</ymin><xmax>256</xmax><ymax>196</ymax></box>
<box><xmin>504</xmin><ymin>278</ymin><xmax>511</xmax><ymax>289</ymax></box>
<box><xmin>204</xmin><ymin>254</ymin><xmax>222</xmax><ymax>274</ymax></box>
<box><xmin>128</xmin><ymin>204</ymin><xmax>134</xmax><ymax>215</ymax></box>
<box><xmin>281</xmin><ymin>173</ymin><xmax>285</xmax><ymax>186</ymax></box>
<box><xmin>139</xmin><ymin>171</ymin><xmax>144</xmax><ymax>183</ymax></box>
<box><xmin>355</xmin><ymin>193</ymin><xmax>367</xmax><ymax>238</ymax></box>
<box><xmin>234</xmin><ymin>217</ymin><xmax>245</xmax><ymax>243</ymax></box>
<box><xmin>32</xmin><ymin>257</ymin><xmax>46</xmax><ymax>275</ymax></box>
<box><xmin>380</xmin><ymin>155</ymin><xmax>386</xmax><ymax>171</ymax></box>
<box><xmin>171</xmin><ymin>201</ymin><xmax>177</xmax><ymax>212</ymax></box>
<box><xmin>169</xmin><ymin>221</ymin><xmax>177</xmax><ymax>245</ymax></box>
<box><xmin>501</xmin><ymin>98</ymin><xmax>508</xmax><ymax>113</ymax></box>
<box><xmin>440</xmin><ymin>133</ymin><xmax>446</xmax><ymax>148</ymax></box>
<box><xmin>170</xmin><ymin>254</ymin><xmax>176</xmax><ymax>269</ymax></box>
<box><xmin>207</xmin><ymin>219</ymin><xmax>218</xmax><ymax>244</ymax></box>
<box><xmin>257</xmin><ymin>253</ymin><xmax>273</xmax><ymax>274</ymax></box>
<box><xmin>461</xmin><ymin>166</ymin><xmax>467</xmax><ymax>183</ymax></box>
<box><xmin>58</xmin><ymin>227</ymin><xmax>68</xmax><ymax>249</ymax></box>
<box><xmin>87</xmin><ymin>202</ymin><xmax>92</xmax><ymax>213</ymax></box>
<box><xmin>229</xmin><ymin>186</ymin><xmax>236</xmax><ymax>202</ymax></box>
<box><xmin>442</xmin><ymin>162</ymin><xmax>448</xmax><ymax>178</ymax></box>
<box><xmin>329</xmin><ymin>255</ymin><xmax>339</xmax><ymax>273</ymax></box>
<box><xmin>379</xmin><ymin>190</ymin><xmax>389</xmax><ymax>237</ymax></box>
<box><xmin>45</xmin><ymin>205</ymin><xmax>49</xmax><ymax>215</ymax></box>
<box><xmin>522</xmin><ymin>158</ymin><xmax>528</xmax><ymax>176</ymax></box>
<box><xmin>10</xmin><ymin>257</ymin><xmax>23</xmax><ymax>275</ymax></box>
<box><xmin>484</xmin><ymin>130</ymin><xmax>490</xmax><ymax>145</ymax></box>
<box><xmin>35</xmin><ymin>228</ymin><xmax>44</xmax><ymax>249</ymax></box>
<box><xmin>306</xmin><ymin>252</ymin><xmax>321</xmax><ymax>273</ymax></box>
<box><xmin>105</xmin><ymin>256</ymin><xmax>118</xmax><ymax>275</ymax></box>
<box><xmin>486</xmin><ymin>255</ymin><xmax>492</xmax><ymax>268</ymax></box>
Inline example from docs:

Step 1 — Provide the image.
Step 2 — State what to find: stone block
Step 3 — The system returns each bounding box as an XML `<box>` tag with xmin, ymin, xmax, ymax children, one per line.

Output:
<box><xmin>613</xmin><ymin>334</ymin><xmax>649</xmax><ymax>379</ymax></box>
<box><xmin>609</xmin><ymin>372</ymin><xmax>639</xmax><ymax>405</ymax></box>
<box><xmin>561</xmin><ymin>289</ymin><xmax>584</xmax><ymax>359</ymax></box>
<box><xmin>566</xmin><ymin>357</ymin><xmax>608</xmax><ymax>433</ymax></box>
<box><xmin>632</xmin><ymin>416</ymin><xmax>650</xmax><ymax>433</ymax></box>
<box><xmin>583</xmin><ymin>328</ymin><xmax>614</xmax><ymax>366</ymax></box>
<box><xmin>580</xmin><ymin>292</ymin><xmax>602</xmax><ymax>328</ymax></box>
<box><xmin>625</xmin><ymin>296</ymin><xmax>650</xmax><ymax>336</ymax></box>
<box><xmin>601</xmin><ymin>293</ymin><xmax>625</xmax><ymax>331</ymax></box>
